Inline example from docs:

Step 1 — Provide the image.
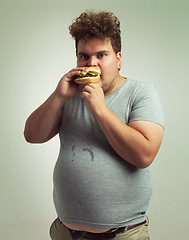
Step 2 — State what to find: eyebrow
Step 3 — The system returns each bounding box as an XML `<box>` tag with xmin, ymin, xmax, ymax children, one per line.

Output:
<box><xmin>77</xmin><ymin>50</ymin><xmax>109</xmax><ymax>56</ymax></box>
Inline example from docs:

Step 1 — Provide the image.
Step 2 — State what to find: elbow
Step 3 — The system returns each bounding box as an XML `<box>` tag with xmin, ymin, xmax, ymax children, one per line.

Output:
<box><xmin>137</xmin><ymin>160</ymin><xmax>152</xmax><ymax>169</ymax></box>
<box><xmin>122</xmin><ymin>155</ymin><xmax>154</xmax><ymax>169</ymax></box>
<box><xmin>24</xmin><ymin>120</ymin><xmax>36</xmax><ymax>143</ymax></box>
<box><xmin>24</xmin><ymin>128</ymin><xmax>44</xmax><ymax>144</ymax></box>
<box><xmin>24</xmin><ymin>135</ymin><xmax>45</xmax><ymax>144</ymax></box>
<box><xmin>135</xmin><ymin>144</ymin><xmax>158</xmax><ymax>169</ymax></box>
<box><xmin>128</xmin><ymin>152</ymin><xmax>155</xmax><ymax>169</ymax></box>
<box><xmin>121</xmin><ymin>150</ymin><xmax>154</xmax><ymax>169</ymax></box>
<box><xmin>24</xmin><ymin>120</ymin><xmax>47</xmax><ymax>144</ymax></box>
<box><xmin>24</xmin><ymin>129</ymin><xmax>36</xmax><ymax>143</ymax></box>
<box><xmin>136</xmin><ymin>154</ymin><xmax>155</xmax><ymax>169</ymax></box>
<box><xmin>24</xmin><ymin>128</ymin><xmax>31</xmax><ymax>143</ymax></box>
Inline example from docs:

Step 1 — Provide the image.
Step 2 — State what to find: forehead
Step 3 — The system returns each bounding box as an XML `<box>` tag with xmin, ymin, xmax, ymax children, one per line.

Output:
<box><xmin>77</xmin><ymin>38</ymin><xmax>114</xmax><ymax>54</ymax></box>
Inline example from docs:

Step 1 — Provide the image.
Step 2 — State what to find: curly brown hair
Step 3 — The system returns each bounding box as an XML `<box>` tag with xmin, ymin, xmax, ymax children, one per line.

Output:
<box><xmin>69</xmin><ymin>11</ymin><xmax>121</xmax><ymax>53</ymax></box>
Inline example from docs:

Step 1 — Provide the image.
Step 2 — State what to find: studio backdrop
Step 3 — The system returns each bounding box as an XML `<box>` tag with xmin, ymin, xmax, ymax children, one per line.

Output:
<box><xmin>1</xmin><ymin>0</ymin><xmax>188</xmax><ymax>239</ymax></box>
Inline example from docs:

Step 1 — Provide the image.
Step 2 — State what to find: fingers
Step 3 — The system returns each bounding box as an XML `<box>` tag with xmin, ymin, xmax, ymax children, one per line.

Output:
<box><xmin>66</xmin><ymin>67</ymin><xmax>86</xmax><ymax>81</ymax></box>
<box><xmin>81</xmin><ymin>83</ymin><xmax>106</xmax><ymax>115</ymax></box>
<box><xmin>81</xmin><ymin>83</ymin><xmax>102</xmax><ymax>99</ymax></box>
<box><xmin>82</xmin><ymin>83</ymin><xmax>101</xmax><ymax>91</ymax></box>
<box><xmin>82</xmin><ymin>83</ymin><xmax>97</xmax><ymax>94</ymax></box>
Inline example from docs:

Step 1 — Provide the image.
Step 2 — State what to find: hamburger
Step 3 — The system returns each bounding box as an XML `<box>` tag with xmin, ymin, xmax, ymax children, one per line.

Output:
<box><xmin>72</xmin><ymin>67</ymin><xmax>101</xmax><ymax>84</ymax></box>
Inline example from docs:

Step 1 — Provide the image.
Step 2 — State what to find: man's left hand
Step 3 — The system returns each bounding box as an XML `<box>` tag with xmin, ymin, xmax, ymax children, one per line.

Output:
<box><xmin>81</xmin><ymin>83</ymin><xmax>107</xmax><ymax>115</ymax></box>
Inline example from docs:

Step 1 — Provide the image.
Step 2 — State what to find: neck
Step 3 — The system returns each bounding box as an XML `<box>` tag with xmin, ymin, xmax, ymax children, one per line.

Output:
<box><xmin>104</xmin><ymin>76</ymin><xmax>126</xmax><ymax>96</ymax></box>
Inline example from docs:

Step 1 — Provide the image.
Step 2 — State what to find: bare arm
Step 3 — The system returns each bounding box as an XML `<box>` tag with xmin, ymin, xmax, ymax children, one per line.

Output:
<box><xmin>24</xmin><ymin>92</ymin><xmax>65</xmax><ymax>143</ymax></box>
<box><xmin>95</xmin><ymin>109</ymin><xmax>164</xmax><ymax>168</ymax></box>
<box><xmin>82</xmin><ymin>83</ymin><xmax>164</xmax><ymax>169</ymax></box>
<box><xmin>24</xmin><ymin>67</ymin><xmax>86</xmax><ymax>143</ymax></box>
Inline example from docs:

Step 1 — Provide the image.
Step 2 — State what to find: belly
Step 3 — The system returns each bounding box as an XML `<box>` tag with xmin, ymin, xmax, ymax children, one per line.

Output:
<box><xmin>63</xmin><ymin>222</ymin><xmax>110</xmax><ymax>233</ymax></box>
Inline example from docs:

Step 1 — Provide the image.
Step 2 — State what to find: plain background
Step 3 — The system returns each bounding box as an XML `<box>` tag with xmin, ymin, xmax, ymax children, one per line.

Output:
<box><xmin>1</xmin><ymin>0</ymin><xmax>188</xmax><ymax>239</ymax></box>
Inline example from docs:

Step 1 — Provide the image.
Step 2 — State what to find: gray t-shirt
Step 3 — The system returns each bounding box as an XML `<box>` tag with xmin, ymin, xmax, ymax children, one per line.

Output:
<box><xmin>53</xmin><ymin>79</ymin><xmax>164</xmax><ymax>228</ymax></box>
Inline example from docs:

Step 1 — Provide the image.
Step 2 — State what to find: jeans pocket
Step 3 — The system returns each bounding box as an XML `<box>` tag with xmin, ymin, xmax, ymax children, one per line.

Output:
<box><xmin>49</xmin><ymin>218</ymin><xmax>57</xmax><ymax>239</ymax></box>
<box><xmin>118</xmin><ymin>223</ymin><xmax>150</xmax><ymax>240</ymax></box>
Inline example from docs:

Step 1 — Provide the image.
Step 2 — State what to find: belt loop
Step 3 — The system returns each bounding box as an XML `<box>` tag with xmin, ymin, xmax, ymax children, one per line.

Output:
<box><xmin>146</xmin><ymin>216</ymin><xmax>150</xmax><ymax>225</ymax></box>
<box><xmin>111</xmin><ymin>228</ymin><xmax>118</xmax><ymax>233</ymax></box>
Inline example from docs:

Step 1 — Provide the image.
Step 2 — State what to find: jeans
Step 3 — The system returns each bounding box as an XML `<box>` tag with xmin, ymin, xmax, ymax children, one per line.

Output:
<box><xmin>49</xmin><ymin>218</ymin><xmax>150</xmax><ymax>240</ymax></box>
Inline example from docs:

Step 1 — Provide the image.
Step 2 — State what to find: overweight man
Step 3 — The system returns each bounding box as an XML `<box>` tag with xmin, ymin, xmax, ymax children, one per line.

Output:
<box><xmin>24</xmin><ymin>11</ymin><xmax>164</xmax><ymax>240</ymax></box>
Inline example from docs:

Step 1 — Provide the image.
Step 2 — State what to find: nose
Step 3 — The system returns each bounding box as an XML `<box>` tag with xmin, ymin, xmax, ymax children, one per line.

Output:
<box><xmin>87</xmin><ymin>56</ymin><xmax>98</xmax><ymax>67</ymax></box>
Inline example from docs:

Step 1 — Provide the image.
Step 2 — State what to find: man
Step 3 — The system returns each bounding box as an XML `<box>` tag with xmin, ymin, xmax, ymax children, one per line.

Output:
<box><xmin>24</xmin><ymin>11</ymin><xmax>164</xmax><ymax>240</ymax></box>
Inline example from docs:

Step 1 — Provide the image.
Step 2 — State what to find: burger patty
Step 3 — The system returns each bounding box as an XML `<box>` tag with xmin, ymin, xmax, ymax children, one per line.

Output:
<box><xmin>72</xmin><ymin>72</ymin><xmax>98</xmax><ymax>81</ymax></box>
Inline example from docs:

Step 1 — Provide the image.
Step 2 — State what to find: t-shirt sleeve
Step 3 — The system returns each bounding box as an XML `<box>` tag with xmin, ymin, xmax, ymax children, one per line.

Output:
<box><xmin>128</xmin><ymin>83</ymin><xmax>165</xmax><ymax>128</ymax></box>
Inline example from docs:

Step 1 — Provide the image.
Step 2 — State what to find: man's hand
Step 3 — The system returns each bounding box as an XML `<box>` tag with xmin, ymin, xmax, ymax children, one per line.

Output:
<box><xmin>81</xmin><ymin>83</ymin><xmax>164</xmax><ymax>169</ymax></box>
<box><xmin>81</xmin><ymin>83</ymin><xmax>107</xmax><ymax>115</ymax></box>
<box><xmin>24</xmin><ymin>67</ymin><xmax>86</xmax><ymax>143</ymax></box>
<box><xmin>56</xmin><ymin>67</ymin><xmax>86</xmax><ymax>100</ymax></box>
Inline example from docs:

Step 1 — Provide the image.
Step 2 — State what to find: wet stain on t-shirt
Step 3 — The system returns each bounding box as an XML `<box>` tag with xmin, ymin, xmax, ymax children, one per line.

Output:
<box><xmin>82</xmin><ymin>148</ymin><xmax>94</xmax><ymax>161</ymax></box>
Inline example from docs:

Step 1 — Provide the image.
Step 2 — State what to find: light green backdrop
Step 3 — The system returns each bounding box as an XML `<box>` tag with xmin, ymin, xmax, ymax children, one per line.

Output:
<box><xmin>1</xmin><ymin>0</ymin><xmax>188</xmax><ymax>239</ymax></box>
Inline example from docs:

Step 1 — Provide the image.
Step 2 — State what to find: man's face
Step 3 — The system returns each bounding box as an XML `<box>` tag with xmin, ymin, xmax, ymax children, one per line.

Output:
<box><xmin>76</xmin><ymin>38</ymin><xmax>122</xmax><ymax>95</ymax></box>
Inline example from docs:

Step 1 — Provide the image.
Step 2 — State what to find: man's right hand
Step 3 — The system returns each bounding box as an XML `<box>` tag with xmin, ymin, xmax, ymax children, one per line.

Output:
<box><xmin>24</xmin><ymin>67</ymin><xmax>86</xmax><ymax>143</ymax></box>
<box><xmin>55</xmin><ymin>67</ymin><xmax>86</xmax><ymax>100</ymax></box>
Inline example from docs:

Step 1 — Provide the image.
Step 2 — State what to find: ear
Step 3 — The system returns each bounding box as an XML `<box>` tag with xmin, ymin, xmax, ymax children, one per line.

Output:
<box><xmin>116</xmin><ymin>52</ymin><xmax>122</xmax><ymax>70</ymax></box>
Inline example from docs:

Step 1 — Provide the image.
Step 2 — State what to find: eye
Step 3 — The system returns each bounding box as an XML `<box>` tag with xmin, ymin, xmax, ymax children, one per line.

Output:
<box><xmin>97</xmin><ymin>53</ymin><xmax>106</xmax><ymax>59</ymax></box>
<box><xmin>78</xmin><ymin>54</ymin><xmax>89</xmax><ymax>61</ymax></box>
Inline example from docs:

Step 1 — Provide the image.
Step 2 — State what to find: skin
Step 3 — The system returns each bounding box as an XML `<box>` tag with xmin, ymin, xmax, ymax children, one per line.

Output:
<box><xmin>24</xmin><ymin>37</ymin><xmax>164</xmax><ymax>233</ymax></box>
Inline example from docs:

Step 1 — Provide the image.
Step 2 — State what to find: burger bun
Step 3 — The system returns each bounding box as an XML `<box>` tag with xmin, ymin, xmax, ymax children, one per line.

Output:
<box><xmin>74</xmin><ymin>67</ymin><xmax>101</xmax><ymax>84</ymax></box>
